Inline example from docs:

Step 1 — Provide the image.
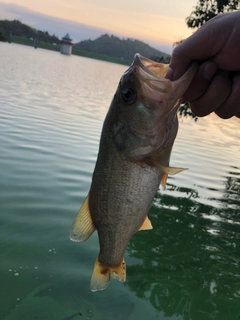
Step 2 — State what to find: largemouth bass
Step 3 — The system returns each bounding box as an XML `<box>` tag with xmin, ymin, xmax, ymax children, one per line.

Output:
<box><xmin>70</xmin><ymin>54</ymin><xmax>197</xmax><ymax>291</ymax></box>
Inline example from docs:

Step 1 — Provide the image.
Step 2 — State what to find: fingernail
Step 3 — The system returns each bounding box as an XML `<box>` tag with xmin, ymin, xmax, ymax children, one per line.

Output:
<box><xmin>165</xmin><ymin>67</ymin><xmax>173</xmax><ymax>80</ymax></box>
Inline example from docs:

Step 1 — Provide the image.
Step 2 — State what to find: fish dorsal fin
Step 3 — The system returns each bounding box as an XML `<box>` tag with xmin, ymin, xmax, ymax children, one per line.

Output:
<box><xmin>70</xmin><ymin>194</ymin><xmax>96</xmax><ymax>242</ymax></box>
<box><xmin>138</xmin><ymin>216</ymin><xmax>153</xmax><ymax>231</ymax></box>
<box><xmin>161</xmin><ymin>172</ymin><xmax>168</xmax><ymax>190</ymax></box>
<box><xmin>90</xmin><ymin>258</ymin><xmax>126</xmax><ymax>292</ymax></box>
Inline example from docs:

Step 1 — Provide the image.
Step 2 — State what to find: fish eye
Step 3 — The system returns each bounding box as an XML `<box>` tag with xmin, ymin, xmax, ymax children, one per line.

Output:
<box><xmin>121</xmin><ymin>88</ymin><xmax>136</xmax><ymax>104</ymax></box>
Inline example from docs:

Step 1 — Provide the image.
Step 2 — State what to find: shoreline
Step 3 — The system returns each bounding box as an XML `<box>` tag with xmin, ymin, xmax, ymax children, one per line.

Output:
<box><xmin>2</xmin><ymin>35</ymin><xmax>131</xmax><ymax>66</ymax></box>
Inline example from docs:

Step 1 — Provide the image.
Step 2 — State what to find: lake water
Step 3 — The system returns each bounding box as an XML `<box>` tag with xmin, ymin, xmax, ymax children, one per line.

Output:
<box><xmin>0</xmin><ymin>42</ymin><xmax>240</xmax><ymax>320</ymax></box>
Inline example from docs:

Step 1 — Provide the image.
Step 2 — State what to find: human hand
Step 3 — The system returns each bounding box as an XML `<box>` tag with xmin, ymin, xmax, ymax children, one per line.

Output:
<box><xmin>166</xmin><ymin>11</ymin><xmax>240</xmax><ymax>119</ymax></box>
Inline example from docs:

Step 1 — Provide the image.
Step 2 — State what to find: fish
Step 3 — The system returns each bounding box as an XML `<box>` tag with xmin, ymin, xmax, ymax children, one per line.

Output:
<box><xmin>70</xmin><ymin>53</ymin><xmax>197</xmax><ymax>292</ymax></box>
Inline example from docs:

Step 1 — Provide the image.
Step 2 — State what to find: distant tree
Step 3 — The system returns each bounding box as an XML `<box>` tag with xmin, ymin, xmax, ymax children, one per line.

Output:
<box><xmin>0</xmin><ymin>31</ymin><xmax>7</xmax><ymax>42</ymax></box>
<box><xmin>0</xmin><ymin>19</ymin><xmax>60</xmax><ymax>44</ymax></box>
<box><xmin>186</xmin><ymin>0</ymin><xmax>240</xmax><ymax>28</ymax></box>
<box><xmin>153</xmin><ymin>55</ymin><xmax>170</xmax><ymax>64</ymax></box>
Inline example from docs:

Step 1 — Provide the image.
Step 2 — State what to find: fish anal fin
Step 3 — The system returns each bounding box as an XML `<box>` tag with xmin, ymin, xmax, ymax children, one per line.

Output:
<box><xmin>161</xmin><ymin>172</ymin><xmax>168</xmax><ymax>190</ymax></box>
<box><xmin>70</xmin><ymin>194</ymin><xmax>96</xmax><ymax>242</ymax></box>
<box><xmin>90</xmin><ymin>258</ymin><xmax>126</xmax><ymax>292</ymax></box>
<box><xmin>139</xmin><ymin>216</ymin><xmax>153</xmax><ymax>231</ymax></box>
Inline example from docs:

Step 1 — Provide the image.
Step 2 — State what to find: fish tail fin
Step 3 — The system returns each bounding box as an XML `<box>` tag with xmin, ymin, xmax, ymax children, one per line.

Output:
<box><xmin>90</xmin><ymin>258</ymin><xmax>126</xmax><ymax>292</ymax></box>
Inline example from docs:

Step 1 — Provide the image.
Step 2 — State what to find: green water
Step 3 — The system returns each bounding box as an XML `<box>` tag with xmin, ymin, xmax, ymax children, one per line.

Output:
<box><xmin>0</xmin><ymin>43</ymin><xmax>240</xmax><ymax>320</ymax></box>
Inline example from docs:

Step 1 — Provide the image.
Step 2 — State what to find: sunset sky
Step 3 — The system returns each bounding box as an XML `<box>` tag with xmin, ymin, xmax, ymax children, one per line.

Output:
<box><xmin>0</xmin><ymin>0</ymin><xmax>197</xmax><ymax>53</ymax></box>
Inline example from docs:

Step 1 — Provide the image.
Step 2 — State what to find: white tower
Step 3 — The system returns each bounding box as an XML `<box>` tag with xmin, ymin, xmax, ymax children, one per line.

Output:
<box><xmin>60</xmin><ymin>33</ymin><xmax>73</xmax><ymax>55</ymax></box>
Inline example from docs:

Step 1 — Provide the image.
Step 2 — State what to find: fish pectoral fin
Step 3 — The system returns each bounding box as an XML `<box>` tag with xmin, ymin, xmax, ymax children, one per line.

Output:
<box><xmin>90</xmin><ymin>258</ymin><xmax>126</xmax><ymax>292</ymax></box>
<box><xmin>69</xmin><ymin>194</ymin><xmax>96</xmax><ymax>242</ymax></box>
<box><xmin>155</xmin><ymin>163</ymin><xmax>188</xmax><ymax>175</ymax></box>
<box><xmin>146</xmin><ymin>158</ymin><xmax>187</xmax><ymax>175</ymax></box>
<box><xmin>138</xmin><ymin>216</ymin><xmax>153</xmax><ymax>231</ymax></box>
<box><xmin>161</xmin><ymin>172</ymin><xmax>168</xmax><ymax>190</ymax></box>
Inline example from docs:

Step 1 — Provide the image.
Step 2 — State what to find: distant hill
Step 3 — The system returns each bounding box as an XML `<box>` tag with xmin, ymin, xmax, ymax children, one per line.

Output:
<box><xmin>0</xmin><ymin>20</ymin><xmax>170</xmax><ymax>64</ymax></box>
<box><xmin>74</xmin><ymin>34</ymin><xmax>170</xmax><ymax>63</ymax></box>
<box><xmin>0</xmin><ymin>19</ymin><xmax>60</xmax><ymax>44</ymax></box>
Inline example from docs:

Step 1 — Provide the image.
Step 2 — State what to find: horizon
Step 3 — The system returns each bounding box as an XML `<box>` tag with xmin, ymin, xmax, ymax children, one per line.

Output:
<box><xmin>0</xmin><ymin>1</ymin><xmax>197</xmax><ymax>54</ymax></box>
<box><xmin>0</xmin><ymin>19</ymin><xmax>173</xmax><ymax>56</ymax></box>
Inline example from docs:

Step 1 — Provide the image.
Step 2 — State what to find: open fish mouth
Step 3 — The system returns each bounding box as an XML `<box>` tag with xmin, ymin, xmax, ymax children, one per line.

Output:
<box><xmin>134</xmin><ymin>53</ymin><xmax>169</xmax><ymax>78</ymax></box>
<box><xmin>132</xmin><ymin>53</ymin><xmax>173</xmax><ymax>94</ymax></box>
<box><xmin>132</xmin><ymin>53</ymin><xmax>198</xmax><ymax>96</ymax></box>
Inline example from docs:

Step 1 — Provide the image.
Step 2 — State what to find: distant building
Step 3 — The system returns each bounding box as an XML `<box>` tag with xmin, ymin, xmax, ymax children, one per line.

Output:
<box><xmin>60</xmin><ymin>33</ymin><xmax>73</xmax><ymax>55</ymax></box>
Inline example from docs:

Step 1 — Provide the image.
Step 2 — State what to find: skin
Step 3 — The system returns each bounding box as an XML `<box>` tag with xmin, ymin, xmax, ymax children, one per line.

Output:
<box><xmin>166</xmin><ymin>11</ymin><xmax>240</xmax><ymax>119</ymax></box>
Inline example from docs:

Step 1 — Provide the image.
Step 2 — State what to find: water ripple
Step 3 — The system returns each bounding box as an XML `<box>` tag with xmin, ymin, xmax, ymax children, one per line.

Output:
<box><xmin>1</xmin><ymin>43</ymin><xmax>240</xmax><ymax>320</ymax></box>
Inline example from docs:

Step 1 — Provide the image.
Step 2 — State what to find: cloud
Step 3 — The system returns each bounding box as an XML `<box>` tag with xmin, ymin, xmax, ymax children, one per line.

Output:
<box><xmin>0</xmin><ymin>2</ymin><xmax>173</xmax><ymax>53</ymax></box>
<box><xmin>0</xmin><ymin>2</ymin><xmax>109</xmax><ymax>42</ymax></box>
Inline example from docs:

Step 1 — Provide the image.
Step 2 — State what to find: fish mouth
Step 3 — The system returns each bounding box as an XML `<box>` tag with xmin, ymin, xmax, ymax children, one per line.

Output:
<box><xmin>134</xmin><ymin>54</ymin><xmax>169</xmax><ymax>79</ymax></box>
<box><xmin>133</xmin><ymin>53</ymin><xmax>172</xmax><ymax>94</ymax></box>
<box><xmin>132</xmin><ymin>53</ymin><xmax>197</xmax><ymax>98</ymax></box>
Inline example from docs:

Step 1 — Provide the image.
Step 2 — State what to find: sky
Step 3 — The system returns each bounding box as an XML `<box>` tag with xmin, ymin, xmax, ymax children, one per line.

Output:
<box><xmin>0</xmin><ymin>1</ymin><xmax>197</xmax><ymax>54</ymax></box>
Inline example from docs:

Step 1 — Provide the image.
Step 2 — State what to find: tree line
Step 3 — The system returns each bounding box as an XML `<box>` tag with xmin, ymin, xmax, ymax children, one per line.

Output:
<box><xmin>0</xmin><ymin>19</ymin><xmax>60</xmax><ymax>44</ymax></box>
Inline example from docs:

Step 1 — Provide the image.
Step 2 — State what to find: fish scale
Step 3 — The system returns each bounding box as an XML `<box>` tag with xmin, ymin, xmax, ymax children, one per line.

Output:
<box><xmin>90</xmin><ymin>137</ymin><xmax>162</xmax><ymax>266</ymax></box>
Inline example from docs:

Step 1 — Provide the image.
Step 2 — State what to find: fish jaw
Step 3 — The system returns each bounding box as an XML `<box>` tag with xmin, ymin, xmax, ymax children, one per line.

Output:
<box><xmin>133</xmin><ymin>53</ymin><xmax>198</xmax><ymax>104</ymax></box>
<box><xmin>133</xmin><ymin>53</ymin><xmax>198</xmax><ymax>126</ymax></box>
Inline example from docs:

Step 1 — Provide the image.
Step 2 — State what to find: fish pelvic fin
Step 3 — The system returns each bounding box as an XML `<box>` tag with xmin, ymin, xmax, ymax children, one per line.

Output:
<box><xmin>70</xmin><ymin>194</ymin><xmax>96</xmax><ymax>242</ymax></box>
<box><xmin>90</xmin><ymin>258</ymin><xmax>126</xmax><ymax>292</ymax></box>
<box><xmin>139</xmin><ymin>215</ymin><xmax>153</xmax><ymax>231</ymax></box>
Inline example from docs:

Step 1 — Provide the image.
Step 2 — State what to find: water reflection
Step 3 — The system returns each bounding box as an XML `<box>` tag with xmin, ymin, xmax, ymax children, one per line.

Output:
<box><xmin>126</xmin><ymin>168</ymin><xmax>240</xmax><ymax>319</ymax></box>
